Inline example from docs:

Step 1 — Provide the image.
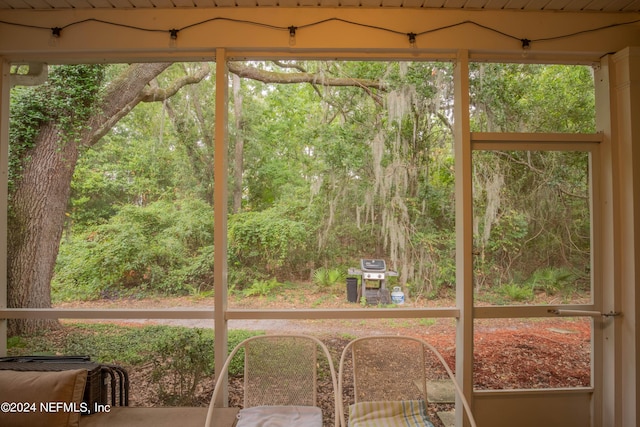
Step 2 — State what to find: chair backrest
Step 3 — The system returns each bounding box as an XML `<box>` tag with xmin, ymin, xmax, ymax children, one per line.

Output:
<box><xmin>207</xmin><ymin>334</ymin><xmax>340</xmax><ymax>427</ymax></box>
<box><xmin>349</xmin><ymin>336</ymin><xmax>427</xmax><ymax>403</ymax></box>
<box><xmin>338</xmin><ymin>335</ymin><xmax>477</xmax><ymax>427</ymax></box>
<box><xmin>243</xmin><ymin>334</ymin><xmax>318</xmax><ymax>407</ymax></box>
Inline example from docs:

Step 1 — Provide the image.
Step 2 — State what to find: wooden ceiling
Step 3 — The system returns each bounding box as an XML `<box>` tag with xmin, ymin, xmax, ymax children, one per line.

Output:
<box><xmin>1</xmin><ymin>0</ymin><xmax>639</xmax><ymax>12</ymax></box>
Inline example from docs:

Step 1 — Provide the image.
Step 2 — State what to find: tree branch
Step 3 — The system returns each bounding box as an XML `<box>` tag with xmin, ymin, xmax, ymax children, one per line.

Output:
<box><xmin>140</xmin><ymin>63</ymin><xmax>211</xmax><ymax>102</ymax></box>
<box><xmin>227</xmin><ymin>61</ymin><xmax>385</xmax><ymax>90</ymax></box>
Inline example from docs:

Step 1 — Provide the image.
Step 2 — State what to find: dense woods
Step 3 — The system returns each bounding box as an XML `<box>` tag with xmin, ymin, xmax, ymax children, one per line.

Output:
<box><xmin>8</xmin><ymin>61</ymin><xmax>595</xmax><ymax>316</ymax></box>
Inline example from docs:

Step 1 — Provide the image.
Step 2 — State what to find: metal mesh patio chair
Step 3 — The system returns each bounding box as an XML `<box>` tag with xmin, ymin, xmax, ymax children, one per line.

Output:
<box><xmin>338</xmin><ymin>335</ymin><xmax>477</xmax><ymax>427</ymax></box>
<box><xmin>205</xmin><ymin>334</ymin><xmax>339</xmax><ymax>427</ymax></box>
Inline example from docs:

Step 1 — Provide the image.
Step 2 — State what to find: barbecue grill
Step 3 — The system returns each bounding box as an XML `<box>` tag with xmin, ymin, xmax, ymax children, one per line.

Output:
<box><xmin>348</xmin><ymin>259</ymin><xmax>398</xmax><ymax>304</ymax></box>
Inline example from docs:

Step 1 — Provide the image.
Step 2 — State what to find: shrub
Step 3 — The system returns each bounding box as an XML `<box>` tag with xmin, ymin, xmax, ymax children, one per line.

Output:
<box><xmin>228</xmin><ymin>206</ymin><xmax>308</xmax><ymax>283</ymax></box>
<box><xmin>149</xmin><ymin>328</ymin><xmax>262</xmax><ymax>405</ymax></box>
<box><xmin>242</xmin><ymin>278</ymin><xmax>284</xmax><ymax>297</ymax></box>
<box><xmin>312</xmin><ymin>267</ymin><xmax>346</xmax><ymax>291</ymax></box>
<box><xmin>150</xmin><ymin>328</ymin><xmax>215</xmax><ymax>406</ymax></box>
<box><xmin>497</xmin><ymin>282</ymin><xmax>534</xmax><ymax>302</ymax></box>
<box><xmin>526</xmin><ymin>267</ymin><xmax>579</xmax><ymax>296</ymax></box>
<box><xmin>53</xmin><ymin>197</ymin><xmax>214</xmax><ymax>300</ymax></box>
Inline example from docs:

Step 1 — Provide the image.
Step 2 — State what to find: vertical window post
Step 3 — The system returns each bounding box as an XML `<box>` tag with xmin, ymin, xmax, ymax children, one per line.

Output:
<box><xmin>214</xmin><ymin>48</ymin><xmax>229</xmax><ymax>406</ymax></box>
<box><xmin>0</xmin><ymin>60</ymin><xmax>10</xmax><ymax>357</ymax></box>
<box><xmin>454</xmin><ymin>50</ymin><xmax>474</xmax><ymax>426</ymax></box>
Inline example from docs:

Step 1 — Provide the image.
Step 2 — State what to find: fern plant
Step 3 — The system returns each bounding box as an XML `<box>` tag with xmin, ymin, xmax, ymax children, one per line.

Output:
<box><xmin>527</xmin><ymin>267</ymin><xmax>577</xmax><ymax>296</ymax></box>
<box><xmin>242</xmin><ymin>278</ymin><xmax>283</xmax><ymax>297</ymax></box>
<box><xmin>312</xmin><ymin>267</ymin><xmax>346</xmax><ymax>290</ymax></box>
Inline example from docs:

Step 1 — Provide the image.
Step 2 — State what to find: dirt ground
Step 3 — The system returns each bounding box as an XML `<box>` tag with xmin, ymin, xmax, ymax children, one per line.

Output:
<box><xmin>57</xmin><ymin>289</ymin><xmax>591</xmax><ymax>426</ymax></box>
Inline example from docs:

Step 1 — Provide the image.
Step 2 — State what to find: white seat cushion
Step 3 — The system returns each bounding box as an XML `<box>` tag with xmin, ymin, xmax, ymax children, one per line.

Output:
<box><xmin>236</xmin><ymin>405</ymin><xmax>322</xmax><ymax>427</ymax></box>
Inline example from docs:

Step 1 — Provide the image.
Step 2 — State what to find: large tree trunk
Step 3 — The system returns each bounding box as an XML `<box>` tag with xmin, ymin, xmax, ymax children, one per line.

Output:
<box><xmin>7</xmin><ymin>63</ymin><xmax>173</xmax><ymax>336</ymax></box>
<box><xmin>7</xmin><ymin>124</ymin><xmax>78</xmax><ymax>334</ymax></box>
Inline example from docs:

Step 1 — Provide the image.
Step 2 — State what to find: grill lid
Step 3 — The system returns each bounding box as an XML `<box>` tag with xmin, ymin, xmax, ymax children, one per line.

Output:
<box><xmin>360</xmin><ymin>259</ymin><xmax>386</xmax><ymax>272</ymax></box>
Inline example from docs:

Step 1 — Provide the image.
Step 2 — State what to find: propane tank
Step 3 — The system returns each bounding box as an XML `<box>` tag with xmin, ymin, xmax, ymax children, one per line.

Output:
<box><xmin>391</xmin><ymin>286</ymin><xmax>405</xmax><ymax>304</ymax></box>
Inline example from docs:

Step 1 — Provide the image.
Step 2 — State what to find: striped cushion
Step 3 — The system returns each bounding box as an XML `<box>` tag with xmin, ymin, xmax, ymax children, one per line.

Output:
<box><xmin>348</xmin><ymin>400</ymin><xmax>434</xmax><ymax>427</ymax></box>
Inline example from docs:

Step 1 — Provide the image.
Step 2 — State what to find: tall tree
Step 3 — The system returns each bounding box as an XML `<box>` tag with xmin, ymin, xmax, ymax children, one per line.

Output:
<box><xmin>7</xmin><ymin>63</ymin><xmax>213</xmax><ymax>335</ymax></box>
<box><xmin>9</xmin><ymin>60</ymin><xmax>385</xmax><ymax>334</ymax></box>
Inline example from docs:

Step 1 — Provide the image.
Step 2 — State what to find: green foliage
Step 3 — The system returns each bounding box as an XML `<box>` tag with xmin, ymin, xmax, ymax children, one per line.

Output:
<box><xmin>469</xmin><ymin>63</ymin><xmax>595</xmax><ymax>133</ymax></box>
<box><xmin>485</xmin><ymin>210</ymin><xmax>529</xmax><ymax>260</ymax></box>
<box><xmin>9</xmin><ymin>65</ymin><xmax>106</xmax><ymax>194</ymax></box>
<box><xmin>51</xmin><ymin>60</ymin><xmax>595</xmax><ymax>303</ymax></box>
<box><xmin>242</xmin><ymin>278</ymin><xmax>284</xmax><ymax>297</ymax></box>
<box><xmin>526</xmin><ymin>267</ymin><xmax>580</xmax><ymax>296</ymax></box>
<box><xmin>185</xmin><ymin>281</ymin><xmax>215</xmax><ymax>299</ymax></box>
<box><xmin>7</xmin><ymin>336</ymin><xmax>28</xmax><ymax>350</ymax></box>
<box><xmin>150</xmin><ymin>327</ymin><xmax>214</xmax><ymax>406</ymax></box>
<box><xmin>53</xmin><ymin>197</ymin><xmax>214</xmax><ymax>300</ymax></box>
<box><xmin>406</xmin><ymin>231</ymin><xmax>456</xmax><ymax>298</ymax></box>
<box><xmin>241</xmin><ymin>76</ymin><xmax>317</xmax><ymax>211</ymax></box>
<box><xmin>496</xmin><ymin>282</ymin><xmax>534</xmax><ymax>303</ymax></box>
<box><xmin>229</xmin><ymin>204</ymin><xmax>308</xmax><ymax>283</ymax></box>
<box><xmin>61</xmin><ymin>324</ymin><xmax>170</xmax><ymax>365</ymax></box>
<box><xmin>7</xmin><ymin>323</ymin><xmax>262</xmax><ymax>407</ymax></box>
<box><xmin>312</xmin><ymin>267</ymin><xmax>346</xmax><ymax>290</ymax></box>
<box><xmin>473</xmin><ymin>149</ymin><xmax>591</xmax><ymax>291</ymax></box>
<box><xmin>70</xmin><ymin>98</ymin><xmax>200</xmax><ymax>229</ymax></box>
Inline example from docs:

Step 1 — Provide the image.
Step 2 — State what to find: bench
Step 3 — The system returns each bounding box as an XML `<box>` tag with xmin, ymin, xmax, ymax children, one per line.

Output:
<box><xmin>0</xmin><ymin>368</ymin><xmax>238</xmax><ymax>427</ymax></box>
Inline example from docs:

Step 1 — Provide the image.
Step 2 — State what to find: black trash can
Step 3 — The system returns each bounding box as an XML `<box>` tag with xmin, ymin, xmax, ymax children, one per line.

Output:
<box><xmin>346</xmin><ymin>277</ymin><xmax>358</xmax><ymax>303</ymax></box>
